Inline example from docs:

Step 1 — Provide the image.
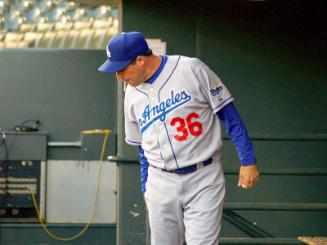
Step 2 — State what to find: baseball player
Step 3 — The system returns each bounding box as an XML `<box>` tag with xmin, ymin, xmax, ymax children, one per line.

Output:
<box><xmin>99</xmin><ymin>32</ymin><xmax>259</xmax><ymax>245</ymax></box>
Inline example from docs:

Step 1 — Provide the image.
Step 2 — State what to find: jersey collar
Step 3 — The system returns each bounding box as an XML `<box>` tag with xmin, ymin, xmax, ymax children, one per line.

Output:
<box><xmin>145</xmin><ymin>55</ymin><xmax>168</xmax><ymax>84</ymax></box>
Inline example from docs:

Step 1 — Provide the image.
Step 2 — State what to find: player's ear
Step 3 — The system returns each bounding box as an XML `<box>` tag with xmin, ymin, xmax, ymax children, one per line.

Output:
<box><xmin>135</xmin><ymin>55</ymin><xmax>145</xmax><ymax>65</ymax></box>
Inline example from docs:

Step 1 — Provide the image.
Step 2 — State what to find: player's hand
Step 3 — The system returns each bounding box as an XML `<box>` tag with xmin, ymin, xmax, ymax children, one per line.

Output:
<box><xmin>238</xmin><ymin>164</ymin><xmax>259</xmax><ymax>189</ymax></box>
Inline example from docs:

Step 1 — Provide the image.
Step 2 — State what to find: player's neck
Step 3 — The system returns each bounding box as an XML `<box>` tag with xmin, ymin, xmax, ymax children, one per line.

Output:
<box><xmin>144</xmin><ymin>55</ymin><xmax>162</xmax><ymax>82</ymax></box>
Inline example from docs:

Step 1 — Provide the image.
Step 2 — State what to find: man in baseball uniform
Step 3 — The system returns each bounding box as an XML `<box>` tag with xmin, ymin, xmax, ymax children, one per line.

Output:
<box><xmin>99</xmin><ymin>31</ymin><xmax>260</xmax><ymax>245</ymax></box>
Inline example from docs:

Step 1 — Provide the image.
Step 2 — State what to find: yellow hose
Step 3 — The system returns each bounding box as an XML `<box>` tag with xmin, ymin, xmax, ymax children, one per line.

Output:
<box><xmin>30</xmin><ymin>129</ymin><xmax>111</xmax><ymax>241</ymax></box>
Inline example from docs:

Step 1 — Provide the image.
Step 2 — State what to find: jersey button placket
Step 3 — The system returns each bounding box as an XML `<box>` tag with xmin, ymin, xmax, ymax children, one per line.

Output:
<box><xmin>156</xmin><ymin>115</ymin><xmax>168</xmax><ymax>165</ymax></box>
<box><xmin>149</xmin><ymin>88</ymin><xmax>156</xmax><ymax>103</ymax></box>
<box><xmin>160</xmin><ymin>122</ymin><xmax>174</xmax><ymax>169</ymax></box>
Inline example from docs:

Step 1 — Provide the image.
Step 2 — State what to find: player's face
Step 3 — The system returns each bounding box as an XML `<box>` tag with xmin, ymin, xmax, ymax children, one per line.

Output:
<box><xmin>116</xmin><ymin>57</ymin><xmax>146</xmax><ymax>87</ymax></box>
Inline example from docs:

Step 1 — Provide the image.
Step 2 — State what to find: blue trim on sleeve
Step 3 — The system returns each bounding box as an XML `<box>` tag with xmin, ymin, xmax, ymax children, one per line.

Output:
<box><xmin>213</xmin><ymin>96</ymin><xmax>234</xmax><ymax>113</ymax></box>
<box><xmin>217</xmin><ymin>102</ymin><xmax>257</xmax><ymax>166</ymax></box>
<box><xmin>138</xmin><ymin>145</ymin><xmax>149</xmax><ymax>193</ymax></box>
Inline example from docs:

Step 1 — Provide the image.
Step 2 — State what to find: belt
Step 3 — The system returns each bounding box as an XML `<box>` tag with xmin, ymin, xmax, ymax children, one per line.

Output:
<box><xmin>151</xmin><ymin>158</ymin><xmax>213</xmax><ymax>175</ymax></box>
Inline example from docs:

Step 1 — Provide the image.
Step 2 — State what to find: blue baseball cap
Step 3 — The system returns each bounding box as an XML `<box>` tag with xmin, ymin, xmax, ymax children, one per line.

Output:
<box><xmin>98</xmin><ymin>32</ymin><xmax>150</xmax><ymax>73</ymax></box>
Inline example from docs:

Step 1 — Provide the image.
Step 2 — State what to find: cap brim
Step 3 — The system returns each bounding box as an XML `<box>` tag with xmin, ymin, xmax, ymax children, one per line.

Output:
<box><xmin>98</xmin><ymin>59</ymin><xmax>132</xmax><ymax>73</ymax></box>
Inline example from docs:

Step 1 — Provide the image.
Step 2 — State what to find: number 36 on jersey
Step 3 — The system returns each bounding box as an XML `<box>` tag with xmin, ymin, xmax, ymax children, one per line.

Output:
<box><xmin>170</xmin><ymin>112</ymin><xmax>203</xmax><ymax>141</ymax></box>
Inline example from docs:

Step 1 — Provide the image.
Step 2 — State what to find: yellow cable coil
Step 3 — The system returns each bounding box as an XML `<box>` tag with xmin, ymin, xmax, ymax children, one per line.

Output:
<box><xmin>30</xmin><ymin>129</ymin><xmax>112</xmax><ymax>241</ymax></box>
<box><xmin>81</xmin><ymin>129</ymin><xmax>112</xmax><ymax>161</ymax></box>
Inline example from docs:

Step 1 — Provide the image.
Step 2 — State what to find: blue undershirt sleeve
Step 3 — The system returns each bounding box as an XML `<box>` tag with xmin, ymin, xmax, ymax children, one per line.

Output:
<box><xmin>217</xmin><ymin>102</ymin><xmax>257</xmax><ymax>166</ymax></box>
<box><xmin>138</xmin><ymin>145</ymin><xmax>149</xmax><ymax>193</ymax></box>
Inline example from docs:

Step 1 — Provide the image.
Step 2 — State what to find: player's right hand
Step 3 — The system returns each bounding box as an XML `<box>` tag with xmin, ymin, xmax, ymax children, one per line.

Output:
<box><xmin>238</xmin><ymin>164</ymin><xmax>260</xmax><ymax>189</ymax></box>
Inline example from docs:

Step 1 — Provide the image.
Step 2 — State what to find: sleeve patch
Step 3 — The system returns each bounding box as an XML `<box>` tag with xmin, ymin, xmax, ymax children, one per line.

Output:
<box><xmin>210</xmin><ymin>85</ymin><xmax>224</xmax><ymax>96</ymax></box>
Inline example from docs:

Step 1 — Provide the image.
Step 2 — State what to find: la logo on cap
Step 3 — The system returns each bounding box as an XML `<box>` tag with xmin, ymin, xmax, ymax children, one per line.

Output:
<box><xmin>106</xmin><ymin>48</ymin><xmax>111</xmax><ymax>58</ymax></box>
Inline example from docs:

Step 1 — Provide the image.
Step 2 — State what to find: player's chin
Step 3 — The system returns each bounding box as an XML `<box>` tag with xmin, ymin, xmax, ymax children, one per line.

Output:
<box><xmin>127</xmin><ymin>80</ymin><xmax>142</xmax><ymax>87</ymax></box>
<box><xmin>128</xmin><ymin>82</ymin><xmax>143</xmax><ymax>87</ymax></box>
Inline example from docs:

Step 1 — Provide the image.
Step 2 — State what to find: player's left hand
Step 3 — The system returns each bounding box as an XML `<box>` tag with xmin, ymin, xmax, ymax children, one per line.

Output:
<box><xmin>238</xmin><ymin>164</ymin><xmax>260</xmax><ymax>189</ymax></box>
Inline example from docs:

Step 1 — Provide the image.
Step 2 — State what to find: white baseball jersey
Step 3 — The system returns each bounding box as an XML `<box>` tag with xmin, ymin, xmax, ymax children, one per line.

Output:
<box><xmin>124</xmin><ymin>55</ymin><xmax>233</xmax><ymax>170</ymax></box>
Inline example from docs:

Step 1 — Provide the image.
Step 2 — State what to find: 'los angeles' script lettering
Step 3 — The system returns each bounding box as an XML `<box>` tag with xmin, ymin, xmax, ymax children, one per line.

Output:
<box><xmin>138</xmin><ymin>90</ymin><xmax>191</xmax><ymax>134</ymax></box>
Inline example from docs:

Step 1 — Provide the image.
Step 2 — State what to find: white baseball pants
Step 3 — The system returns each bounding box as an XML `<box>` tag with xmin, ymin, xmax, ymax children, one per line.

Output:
<box><xmin>144</xmin><ymin>160</ymin><xmax>225</xmax><ymax>245</ymax></box>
